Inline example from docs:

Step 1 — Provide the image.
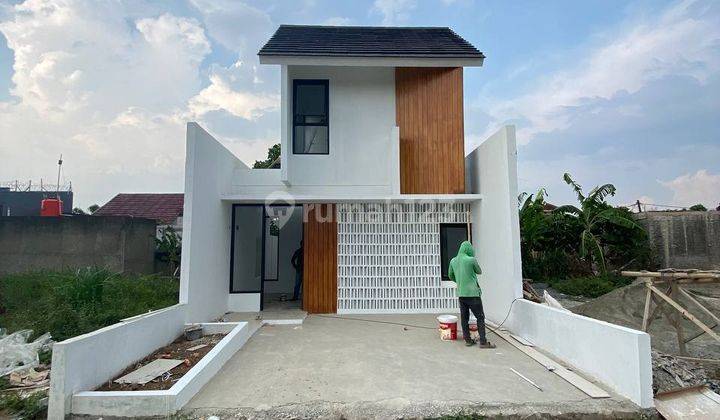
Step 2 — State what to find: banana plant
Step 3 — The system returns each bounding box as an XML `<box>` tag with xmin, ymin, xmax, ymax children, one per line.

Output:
<box><xmin>554</xmin><ymin>173</ymin><xmax>639</xmax><ymax>274</ymax></box>
<box><xmin>518</xmin><ymin>188</ymin><xmax>550</xmax><ymax>259</ymax></box>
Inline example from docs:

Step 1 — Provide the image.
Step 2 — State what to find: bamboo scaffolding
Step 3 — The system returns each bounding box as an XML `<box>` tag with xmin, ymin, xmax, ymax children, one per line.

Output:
<box><xmin>621</xmin><ymin>270</ymin><xmax>720</xmax><ymax>357</ymax></box>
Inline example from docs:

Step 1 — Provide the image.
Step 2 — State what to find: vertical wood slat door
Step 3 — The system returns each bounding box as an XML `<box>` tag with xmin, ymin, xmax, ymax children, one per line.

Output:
<box><xmin>303</xmin><ymin>204</ymin><xmax>338</xmax><ymax>313</ymax></box>
<box><xmin>395</xmin><ymin>67</ymin><xmax>465</xmax><ymax>194</ymax></box>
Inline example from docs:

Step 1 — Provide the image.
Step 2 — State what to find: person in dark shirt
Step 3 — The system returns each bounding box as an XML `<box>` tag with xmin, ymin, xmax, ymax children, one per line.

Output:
<box><xmin>291</xmin><ymin>241</ymin><xmax>303</xmax><ymax>301</ymax></box>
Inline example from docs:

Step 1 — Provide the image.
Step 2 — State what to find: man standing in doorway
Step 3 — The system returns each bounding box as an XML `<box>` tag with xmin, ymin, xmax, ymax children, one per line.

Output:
<box><xmin>448</xmin><ymin>241</ymin><xmax>495</xmax><ymax>348</ymax></box>
<box><xmin>291</xmin><ymin>240</ymin><xmax>303</xmax><ymax>301</ymax></box>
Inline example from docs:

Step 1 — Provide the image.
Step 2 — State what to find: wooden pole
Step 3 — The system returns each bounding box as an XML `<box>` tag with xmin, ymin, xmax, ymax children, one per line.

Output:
<box><xmin>678</xmin><ymin>288</ymin><xmax>720</xmax><ymax>325</ymax></box>
<box><xmin>669</xmin><ymin>280</ymin><xmax>688</xmax><ymax>355</ymax></box>
<box><xmin>646</xmin><ymin>283</ymin><xmax>720</xmax><ymax>343</ymax></box>
<box><xmin>642</xmin><ymin>281</ymin><xmax>652</xmax><ymax>332</ymax></box>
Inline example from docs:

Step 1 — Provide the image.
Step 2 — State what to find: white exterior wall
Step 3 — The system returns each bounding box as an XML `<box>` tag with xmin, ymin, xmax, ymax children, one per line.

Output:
<box><xmin>337</xmin><ymin>202</ymin><xmax>468</xmax><ymax>313</ymax></box>
<box><xmin>283</xmin><ymin>65</ymin><xmax>396</xmax><ymax>190</ymax></box>
<box><xmin>465</xmin><ymin>126</ymin><xmax>524</xmax><ymax>321</ymax></box>
<box><xmin>180</xmin><ymin>123</ymin><xmax>243</xmax><ymax>321</ymax></box>
<box><xmin>47</xmin><ymin>305</ymin><xmax>186</xmax><ymax>419</ymax></box>
<box><xmin>466</xmin><ymin>125</ymin><xmax>652</xmax><ymax>408</ymax></box>
<box><xmin>507</xmin><ymin>301</ymin><xmax>654</xmax><ymax>408</ymax></box>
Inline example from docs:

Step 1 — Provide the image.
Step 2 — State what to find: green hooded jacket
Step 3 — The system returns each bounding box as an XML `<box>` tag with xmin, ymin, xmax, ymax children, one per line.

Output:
<box><xmin>448</xmin><ymin>241</ymin><xmax>482</xmax><ymax>297</ymax></box>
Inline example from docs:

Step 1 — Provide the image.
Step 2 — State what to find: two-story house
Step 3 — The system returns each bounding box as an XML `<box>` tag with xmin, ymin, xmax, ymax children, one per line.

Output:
<box><xmin>166</xmin><ymin>24</ymin><xmax>654</xmax><ymax>409</ymax></box>
<box><xmin>179</xmin><ymin>25</ymin><xmax>522</xmax><ymax>322</ymax></box>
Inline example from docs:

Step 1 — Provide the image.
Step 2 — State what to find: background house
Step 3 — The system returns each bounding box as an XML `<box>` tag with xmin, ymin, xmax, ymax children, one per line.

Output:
<box><xmin>95</xmin><ymin>193</ymin><xmax>184</xmax><ymax>238</ymax></box>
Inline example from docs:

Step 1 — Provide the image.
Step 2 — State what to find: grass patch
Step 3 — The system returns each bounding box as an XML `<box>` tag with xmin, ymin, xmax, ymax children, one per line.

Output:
<box><xmin>0</xmin><ymin>390</ymin><xmax>48</xmax><ymax>419</ymax></box>
<box><xmin>548</xmin><ymin>274</ymin><xmax>632</xmax><ymax>298</ymax></box>
<box><xmin>0</xmin><ymin>267</ymin><xmax>179</xmax><ymax>342</ymax></box>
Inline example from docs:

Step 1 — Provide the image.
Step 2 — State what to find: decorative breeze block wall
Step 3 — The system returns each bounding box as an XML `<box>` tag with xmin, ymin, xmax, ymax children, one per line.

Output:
<box><xmin>337</xmin><ymin>202</ymin><xmax>469</xmax><ymax>313</ymax></box>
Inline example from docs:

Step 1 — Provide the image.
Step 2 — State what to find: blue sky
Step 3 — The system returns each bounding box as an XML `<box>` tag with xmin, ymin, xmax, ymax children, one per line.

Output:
<box><xmin>0</xmin><ymin>0</ymin><xmax>718</xmax><ymax>209</ymax></box>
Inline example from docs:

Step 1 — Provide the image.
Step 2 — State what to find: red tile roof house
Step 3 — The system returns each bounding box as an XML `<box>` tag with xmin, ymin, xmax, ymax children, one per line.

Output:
<box><xmin>94</xmin><ymin>193</ymin><xmax>184</xmax><ymax>237</ymax></box>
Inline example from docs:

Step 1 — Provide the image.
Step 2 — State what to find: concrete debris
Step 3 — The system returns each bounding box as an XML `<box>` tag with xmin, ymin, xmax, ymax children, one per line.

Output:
<box><xmin>653</xmin><ymin>350</ymin><xmax>720</xmax><ymax>395</ymax></box>
<box><xmin>543</xmin><ymin>290</ymin><xmax>570</xmax><ymax>312</ymax></box>
<box><xmin>187</xmin><ymin>344</ymin><xmax>208</xmax><ymax>352</ymax></box>
<box><xmin>184</xmin><ymin>324</ymin><xmax>203</xmax><ymax>341</ymax></box>
<box><xmin>0</xmin><ymin>329</ymin><xmax>53</xmax><ymax>377</ymax></box>
<box><xmin>8</xmin><ymin>367</ymin><xmax>49</xmax><ymax>388</ymax></box>
<box><xmin>114</xmin><ymin>359</ymin><xmax>184</xmax><ymax>385</ymax></box>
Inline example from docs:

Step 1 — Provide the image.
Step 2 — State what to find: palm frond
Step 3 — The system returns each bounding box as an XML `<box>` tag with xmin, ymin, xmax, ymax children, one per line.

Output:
<box><xmin>594</xmin><ymin>208</ymin><xmax>642</xmax><ymax>230</ymax></box>
<box><xmin>554</xmin><ymin>204</ymin><xmax>582</xmax><ymax>216</ymax></box>
<box><xmin>588</xmin><ymin>184</ymin><xmax>617</xmax><ymax>204</ymax></box>
<box><xmin>518</xmin><ymin>192</ymin><xmax>529</xmax><ymax>207</ymax></box>
<box><xmin>563</xmin><ymin>173</ymin><xmax>585</xmax><ymax>202</ymax></box>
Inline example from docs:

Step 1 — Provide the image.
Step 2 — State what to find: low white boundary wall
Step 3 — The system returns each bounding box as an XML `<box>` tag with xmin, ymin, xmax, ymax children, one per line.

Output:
<box><xmin>508</xmin><ymin>300</ymin><xmax>653</xmax><ymax>408</ymax></box>
<box><xmin>71</xmin><ymin>322</ymin><xmax>255</xmax><ymax>417</ymax></box>
<box><xmin>48</xmin><ymin>304</ymin><xmax>187</xmax><ymax>419</ymax></box>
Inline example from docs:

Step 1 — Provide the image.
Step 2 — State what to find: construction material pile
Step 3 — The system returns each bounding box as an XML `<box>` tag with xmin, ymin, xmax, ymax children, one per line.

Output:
<box><xmin>653</xmin><ymin>350</ymin><xmax>720</xmax><ymax>394</ymax></box>
<box><xmin>0</xmin><ymin>329</ymin><xmax>53</xmax><ymax>378</ymax></box>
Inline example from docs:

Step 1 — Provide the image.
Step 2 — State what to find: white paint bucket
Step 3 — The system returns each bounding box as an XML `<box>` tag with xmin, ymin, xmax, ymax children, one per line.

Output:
<box><xmin>437</xmin><ymin>314</ymin><xmax>458</xmax><ymax>341</ymax></box>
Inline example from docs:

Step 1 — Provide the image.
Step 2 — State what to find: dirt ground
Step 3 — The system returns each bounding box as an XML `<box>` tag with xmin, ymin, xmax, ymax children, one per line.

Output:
<box><xmin>97</xmin><ymin>334</ymin><xmax>225</xmax><ymax>391</ymax></box>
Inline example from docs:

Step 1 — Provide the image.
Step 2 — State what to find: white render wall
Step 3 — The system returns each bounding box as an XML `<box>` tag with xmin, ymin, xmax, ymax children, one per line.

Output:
<box><xmin>283</xmin><ymin>66</ymin><xmax>396</xmax><ymax>190</ymax></box>
<box><xmin>180</xmin><ymin>123</ymin><xmax>241</xmax><ymax>321</ymax></box>
<box><xmin>507</xmin><ymin>301</ymin><xmax>654</xmax><ymax>408</ymax></box>
<box><xmin>467</xmin><ymin>125</ymin><xmax>652</xmax><ymax>408</ymax></box>
<box><xmin>466</xmin><ymin>126</ymin><xmax>524</xmax><ymax>321</ymax></box>
<box><xmin>337</xmin><ymin>202</ymin><xmax>468</xmax><ymax>313</ymax></box>
<box><xmin>47</xmin><ymin>305</ymin><xmax>186</xmax><ymax>419</ymax></box>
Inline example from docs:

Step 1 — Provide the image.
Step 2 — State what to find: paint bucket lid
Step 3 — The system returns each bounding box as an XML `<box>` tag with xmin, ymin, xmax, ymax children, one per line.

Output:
<box><xmin>437</xmin><ymin>314</ymin><xmax>458</xmax><ymax>324</ymax></box>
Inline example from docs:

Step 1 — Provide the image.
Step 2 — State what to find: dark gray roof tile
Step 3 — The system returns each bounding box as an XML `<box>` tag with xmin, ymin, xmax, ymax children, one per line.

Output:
<box><xmin>258</xmin><ymin>25</ymin><xmax>484</xmax><ymax>59</ymax></box>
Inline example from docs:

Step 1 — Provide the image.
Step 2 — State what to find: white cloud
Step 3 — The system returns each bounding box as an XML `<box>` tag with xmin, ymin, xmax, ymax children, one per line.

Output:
<box><xmin>476</xmin><ymin>0</ymin><xmax>720</xmax><ymax>146</ymax></box>
<box><xmin>0</xmin><ymin>0</ymin><xmax>283</xmax><ymax>207</ymax></box>
<box><xmin>188</xmin><ymin>0</ymin><xmax>272</xmax><ymax>60</ymax></box>
<box><xmin>0</xmin><ymin>1</ymin><xmax>212</xmax><ymax>206</ymax></box>
<box><xmin>188</xmin><ymin>73</ymin><xmax>278</xmax><ymax>120</ymax></box>
<box><xmin>372</xmin><ymin>0</ymin><xmax>416</xmax><ymax>25</ymax></box>
<box><xmin>323</xmin><ymin>17</ymin><xmax>353</xmax><ymax>26</ymax></box>
<box><xmin>660</xmin><ymin>170</ymin><xmax>720</xmax><ymax>207</ymax></box>
<box><xmin>136</xmin><ymin>13</ymin><xmax>210</xmax><ymax>60</ymax></box>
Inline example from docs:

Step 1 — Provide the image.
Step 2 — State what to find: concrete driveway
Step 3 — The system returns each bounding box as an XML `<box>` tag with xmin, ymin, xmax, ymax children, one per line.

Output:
<box><xmin>184</xmin><ymin>314</ymin><xmax>642</xmax><ymax>419</ymax></box>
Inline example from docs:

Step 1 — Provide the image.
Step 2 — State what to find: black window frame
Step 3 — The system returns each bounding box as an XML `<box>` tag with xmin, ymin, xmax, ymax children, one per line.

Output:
<box><xmin>292</xmin><ymin>79</ymin><xmax>329</xmax><ymax>155</ymax></box>
<box><xmin>440</xmin><ymin>223</ymin><xmax>472</xmax><ymax>281</ymax></box>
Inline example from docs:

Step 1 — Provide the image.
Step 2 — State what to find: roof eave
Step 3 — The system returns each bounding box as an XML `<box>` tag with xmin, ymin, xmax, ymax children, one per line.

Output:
<box><xmin>258</xmin><ymin>54</ymin><xmax>484</xmax><ymax>67</ymax></box>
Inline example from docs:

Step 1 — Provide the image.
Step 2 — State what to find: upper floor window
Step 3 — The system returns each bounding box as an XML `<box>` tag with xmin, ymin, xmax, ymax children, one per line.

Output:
<box><xmin>293</xmin><ymin>80</ymin><xmax>329</xmax><ymax>154</ymax></box>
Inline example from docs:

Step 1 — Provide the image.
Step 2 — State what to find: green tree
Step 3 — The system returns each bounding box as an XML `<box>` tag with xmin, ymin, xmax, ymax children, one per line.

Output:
<box><xmin>518</xmin><ymin>189</ymin><xmax>550</xmax><ymax>259</ymax></box>
<box><xmin>253</xmin><ymin>143</ymin><xmax>281</xmax><ymax>168</ymax></box>
<box><xmin>87</xmin><ymin>203</ymin><xmax>100</xmax><ymax>214</ymax></box>
<box><xmin>554</xmin><ymin>173</ymin><xmax>641</xmax><ymax>274</ymax></box>
<box><xmin>689</xmin><ymin>204</ymin><xmax>707</xmax><ymax>211</ymax></box>
<box><xmin>72</xmin><ymin>207</ymin><xmax>86</xmax><ymax>215</ymax></box>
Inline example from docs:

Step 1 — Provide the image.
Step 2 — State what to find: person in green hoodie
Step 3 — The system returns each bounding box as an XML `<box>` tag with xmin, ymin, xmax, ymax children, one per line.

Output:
<box><xmin>448</xmin><ymin>241</ymin><xmax>495</xmax><ymax>348</ymax></box>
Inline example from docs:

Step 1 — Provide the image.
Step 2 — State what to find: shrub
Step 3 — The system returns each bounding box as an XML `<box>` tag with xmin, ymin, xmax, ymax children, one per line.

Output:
<box><xmin>0</xmin><ymin>267</ymin><xmax>179</xmax><ymax>341</ymax></box>
<box><xmin>550</xmin><ymin>274</ymin><xmax>632</xmax><ymax>298</ymax></box>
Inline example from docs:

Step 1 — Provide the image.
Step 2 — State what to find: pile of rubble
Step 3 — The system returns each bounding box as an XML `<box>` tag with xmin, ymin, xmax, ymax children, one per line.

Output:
<box><xmin>0</xmin><ymin>329</ymin><xmax>53</xmax><ymax>411</ymax></box>
<box><xmin>652</xmin><ymin>350</ymin><xmax>720</xmax><ymax>395</ymax></box>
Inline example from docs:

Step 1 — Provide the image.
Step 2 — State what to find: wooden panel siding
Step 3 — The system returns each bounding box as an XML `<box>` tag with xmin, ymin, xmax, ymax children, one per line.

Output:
<box><xmin>395</xmin><ymin>67</ymin><xmax>465</xmax><ymax>194</ymax></box>
<box><xmin>303</xmin><ymin>204</ymin><xmax>338</xmax><ymax>314</ymax></box>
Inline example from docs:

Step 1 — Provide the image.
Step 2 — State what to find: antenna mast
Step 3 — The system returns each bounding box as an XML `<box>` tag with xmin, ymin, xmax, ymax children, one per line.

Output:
<box><xmin>56</xmin><ymin>154</ymin><xmax>63</xmax><ymax>199</ymax></box>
